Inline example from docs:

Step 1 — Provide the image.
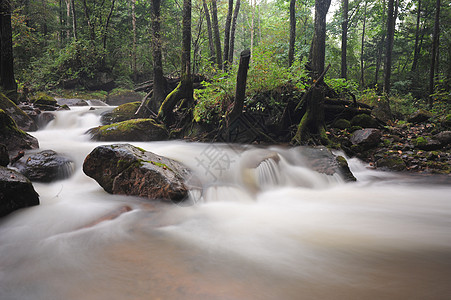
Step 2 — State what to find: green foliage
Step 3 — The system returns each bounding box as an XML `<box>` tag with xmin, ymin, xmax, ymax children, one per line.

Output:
<box><xmin>325</xmin><ymin>77</ymin><xmax>358</xmax><ymax>95</ymax></box>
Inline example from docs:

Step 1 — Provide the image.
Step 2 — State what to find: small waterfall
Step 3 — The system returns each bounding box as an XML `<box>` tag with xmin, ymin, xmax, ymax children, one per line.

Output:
<box><xmin>255</xmin><ymin>156</ymin><xmax>282</xmax><ymax>188</ymax></box>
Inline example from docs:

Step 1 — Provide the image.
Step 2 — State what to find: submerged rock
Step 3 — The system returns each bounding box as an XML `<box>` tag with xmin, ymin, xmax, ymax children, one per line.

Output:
<box><xmin>296</xmin><ymin>146</ymin><xmax>356</xmax><ymax>181</ymax></box>
<box><xmin>12</xmin><ymin>150</ymin><xmax>74</xmax><ymax>182</ymax></box>
<box><xmin>87</xmin><ymin>118</ymin><xmax>168</xmax><ymax>141</ymax></box>
<box><xmin>0</xmin><ymin>166</ymin><xmax>39</xmax><ymax>217</ymax></box>
<box><xmin>83</xmin><ymin>144</ymin><xmax>192</xmax><ymax>202</ymax></box>
<box><xmin>0</xmin><ymin>109</ymin><xmax>39</xmax><ymax>154</ymax></box>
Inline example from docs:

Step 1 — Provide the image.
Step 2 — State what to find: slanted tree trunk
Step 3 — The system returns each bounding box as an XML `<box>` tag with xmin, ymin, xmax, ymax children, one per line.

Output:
<box><xmin>341</xmin><ymin>0</ymin><xmax>348</xmax><ymax>79</ymax></box>
<box><xmin>384</xmin><ymin>0</ymin><xmax>395</xmax><ymax>94</ymax></box>
<box><xmin>288</xmin><ymin>0</ymin><xmax>296</xmax><ymax>67</ymax></box>
<box><xmin>158</xmin><ymin>0</ymin><xmax>193</xmax><ymax>126</ymax></box>
<box><xmin>0</xmin><ymin>0</ymin><xmax>17</xmax><ymax>100</ymax></box>
<box><xmin>102</xmin><ymin>0</ymin><xmax>116</xmax><ymax>51</ymax></box>
<box><xmin>223</xmin><ymin>0</ymin><xmax>234</xmax><ymax>70</ymax></box>
<box><xmin>211</xmin><ymin>0</ymin><xmax>222</xmax><ymax>67</ymax></box>
<box><xmin>411</xmin><ymin>0</ymin><xmax>421</xmax><ymax>72</ymax></box>
<box><xmin>228</xmin><ymin>0</ymin><xmax>241</xmax><ymax>64</ymax></box>
<box><xmin>202</xmin><ymin>0</ymin><xmax>215</xmax><ymax>62</ymax></box>
<box><xmin>429</xmin><ymin>0</ymin><xmax>440</xmax><ymax>107</ymax></box>
<box><xmin>293</xmin><ymin>0</ymin><xmax>331</xmax><ymax>145</ymax></box>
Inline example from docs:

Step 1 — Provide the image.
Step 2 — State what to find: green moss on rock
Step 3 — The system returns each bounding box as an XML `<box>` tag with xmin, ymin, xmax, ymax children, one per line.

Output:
<box><xmin>88</xmin><ymin>118</ymin><xmax>168</xmax><ymax>141</ymax></box>
<box><xmin>350</xmin><ymin>114</ymin><xmax>379</xmax><ymax>128</ymax></box>
<box><xmin>100</xmin><ymin>101</ymin><xmax>141</xmax><ymax>125</ymax></box>
<box><xmin>332</xmin><ymin>119</ymin><xmax>351</xmax><ymax>129</ymax></box>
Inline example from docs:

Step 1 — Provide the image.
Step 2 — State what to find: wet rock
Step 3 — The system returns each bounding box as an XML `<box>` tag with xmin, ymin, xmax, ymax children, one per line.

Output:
<box><xmin>296</xmin><ymin>146</ymin><xmax>356</xmax><ymax>181</ymax></box>
<box><xmin>0</xmin><ymin>109</ymin><xmax>39</xmax><ymax>154</ymax></box>
<box><xmin>441</xmin><ymin>114</ymin><xmax>451</xmax><ymax>128</ymax></box>
<box><xmin>12</xmin><ymin>150</ymin><xmax>74</xmax><ymax>182</ymax></box>
<box><xmin>350</xmin><ymin>114</ymin><xmax>379</xmax><ymax>128</ymax></box>
<box><xmin>82</xmin><ymin>72</ymin><xmax>115</xmax><ymax>91</ymax></box>
<box><xmin>0</xmin><ymin>93</ymin><xmax>37</xmax><ymax>131</ymax></box>
<box><xmin>434</xmin><ymin>131</ymin><xmax>451</xmax><ymax>146</ymax></box>
<box><xmin>87</xmin><ymin>118</ymin><xmax>168</xmax><ymax>142</ymax></box>
<box><xmin>55</xmin><ymin>98</ymin><xmax>89</xmax><ymax>106</ymax></box>
<box><xmin>31</xmin><ymin>93</ymin><xmax>58</xmax><ymax>111</ymax></box>
<box><xmin>376</xmin><ymin>156</ymin><xmax>407</xmax><ymax>171</ymax></box>
<box><xmin>83</xmin><ymin>144</ymin><xmax>192</xmax><ymax>202</ymax></box>
<box><xmin>408</xmin><ymin>109</ymin><xmax>433</xmax><ymax>123</ymax></box>
<box><xmin>412</xmin><ymin>136</ymin><xmax>442</xmax><ymax>151</ymax></box>
<box><xmin>0</xmin><ymin>166</ymin><xmax>39</xmax><ymax>217</ymax></box>
<box><xmin>350</xmin><ymin>129</ymin><xmax>381</xmax><ymax>149</ymax></box>
<box><xmin>106</xmin><ymin>90</ymin><xmax>143</xmax><ymax>106</ymax></box>
<box><xmin>0</xmin><ymin>144</ymin><xmax>9</xmax><ymax>167</ymax></box>
<box><xmin>100</xmin><ymin>102</ymin><xmax>141</xmax><ymax>125</ymax></box>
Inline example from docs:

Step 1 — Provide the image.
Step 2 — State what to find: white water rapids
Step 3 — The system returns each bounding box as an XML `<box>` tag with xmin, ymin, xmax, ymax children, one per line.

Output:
<box><xmin>1</xmin><ymin>106</ymin><xmax>450</xmax><ymax>299</ymax></box>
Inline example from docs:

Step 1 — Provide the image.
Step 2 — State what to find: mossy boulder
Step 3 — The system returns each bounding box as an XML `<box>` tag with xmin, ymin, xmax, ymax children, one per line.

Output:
<box><xmin>32</xmin><ymin>92</ymin><xmax>58</xmax><ymax>111</ymax></box>
<box><xmin>87</xmin><ymin>118</ymin><xmax>168</xmax><ymax>141</ymax></box>
<box><xmin>0</xmin><ymin>166</ymin><xmax>40</xmax><ymax>217</ymax></box>
<box><xmin>100</xmin><ymin>101</ymin><xmax>141</xmax><ymax>125</ymax></box>
<box><xmin>0</xmin><ymin>109</ymin><xmax>39</xmax><ymax>154</ymax></box>
<box><xmin>376</xmin><ymin>156</ymin><xmax>406</xmax><ymax>171</ymax></box>
<box><xmin>412</xmin><ymin>136</ymin><xmax>441</xmax><ymax>150</ymax></box>
<box><xmin>83</xmin><ymin>144</ymin><xmax>193</xmax><ymax>202</ymax></box>
<box><xmin>407</xmin><ymin>109</ymin><xmax>433</xmax><ymax>123</ymax></box>
<box><xmin>106</xmin><ymin>89</ymin><xmax>143</xmax><ymax>106</ymax></box>
<box><xmin>350</xmin><ymin>128</ymin><xmax>382</xmax><ymax>149</ymax></box>
<box><xmin>332</xmin><ymin>119</ymin><xmax>351</xmax><ymax>130</ymax></box>
<box><xmin>0</xmin><ymin>93</ymin><xmax>37</xmax><ymax>131</ymax></box>
<box><xmin>441</xmin><ymin>114</ymin><xmax>451</xmax><ymax>128</ymax></box>
<box><xmin>350</xmin><ymin>114</ymin><xmax>379</xmax><ymax>128</ymax></box>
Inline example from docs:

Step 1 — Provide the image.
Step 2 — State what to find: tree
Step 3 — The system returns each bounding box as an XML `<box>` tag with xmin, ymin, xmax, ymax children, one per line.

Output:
<box><xmin>360</xmin><ymin>0</ymin><xmax>367</xmax><ymax>87</ymax></box>
<box><xmin>411</xmin><ymin>0</ymin><xmax>421</xmax><ymax>73</ymax></box>
<box><xmin>428</xmin><ymin>0</ymin><xmax>440</xmax><ymax>106</ymax></box>
<box><xmin>150</xmin><ymin>0</ymin><xmax>166</xmax><ymax>112</ymax></box>
<box><xmin>384</xmin><ymin>0</ymin><xmax>398</xmax><ymax>94</ymax></box>
<box><xmin>158</xmin><ymin>0</ymin><xmax>193</xmax><ymax>126</ymax></box>
<box><xmin>288</xmin><ymin>0</ymin><xmax>296</xmax><ymax>67</ymax></box>
<box><xmin>0</xmin><ymin>0</ymin><xmax>17</xmax><ymax>99</ymax></box>
<box><xmin>202</xmin><ymin>0</ymin><xmax>215</xmax><ymax>61</ymax></box>
<box><xmin>340</xmin><ymin>0</ymin><xmax>348</xmax><ymax>79</ymax></box>
<box><xmin>293</xmin><ymin>0</ymin><xmax>331</xmax><ymax>145</ymax></box>
<box><xmin>211</xmin><ymin>0</ymin><xmax>222</xmax><ymax>67</ymax></box>
<box><xmin>228</xmin><ymin>0</ymin><xmax>240</xmax><ymax>64</ymax></box>
<box><xmin>223</xmin><ymin>0</ymin><xmax>234</xmax><ymax>70</ymax></box>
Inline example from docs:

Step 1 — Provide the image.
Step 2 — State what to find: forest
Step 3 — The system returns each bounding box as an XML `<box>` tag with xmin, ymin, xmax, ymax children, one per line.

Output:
<box><xmin>0</xmin><ymin>0</ymin><xmax>450</xmax><ymax>171</ymax></box>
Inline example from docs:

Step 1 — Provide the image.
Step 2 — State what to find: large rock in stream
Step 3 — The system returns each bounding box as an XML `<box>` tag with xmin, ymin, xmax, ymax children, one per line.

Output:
<box><xmin>12</xmin><ymin>150</ymin><xmax>75</xmax><ymax>182</ymax></box>
<box><xmin>0</xmin><ymin>109</ymin><xmax>39</xmax><ymax>154</ymax></box>
<box><xmin>83</xmin><ymin>144</ymin><xmax>192</xmax><ymax>202</ymax></box>
<box><xmin>0</xmin><ymin>166</ymin><xmax>40</xmax><ymax>217</ymax></box>
<box><xmin>87</xmin><ymin>119</ymin><xmax>168</xmax><ymax>141</ymax></box>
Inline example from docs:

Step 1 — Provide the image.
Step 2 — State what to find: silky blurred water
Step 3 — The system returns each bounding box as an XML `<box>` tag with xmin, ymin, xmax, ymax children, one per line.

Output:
<box><xmin>1</xmin><ymin>106</ymin><xmax>450</xmax><ymax>300</ymax></box>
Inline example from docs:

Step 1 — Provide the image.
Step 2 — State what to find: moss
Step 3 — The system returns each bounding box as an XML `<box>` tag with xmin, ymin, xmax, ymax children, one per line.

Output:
<box><xmin>350</xmin><ymin>114</ymin><xmax>378</xmax><ymax>128</ymax></box>
<box><xmin>332</xmin><ymin>119</ymin><xmax>351</xmax><ymax>130</ymax></box>
<box><xmin>414</xmin><ymin>136</ymin><xmax>427</xmax><ymax>147</ymax></box>
<box><xmin>0</xmin><ymin>109</ymin><xmax>26</xmax><ymax>136</ymax></box>
<box><xmin>383</xmin><ymin>139</ymin><xmax>392</xmax><ymax>146</ymax></box>
<box><xmin>32</xmin><ymin>92</ymin><xmax>57</xmax><ymax>106</ymax></box>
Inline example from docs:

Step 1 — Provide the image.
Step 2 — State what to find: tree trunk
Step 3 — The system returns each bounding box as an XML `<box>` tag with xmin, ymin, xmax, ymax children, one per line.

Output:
<box><xmin>102</xmin><ymin>0</ymin><xmax>116</xmax><ymax>51</ymax></box>
<box><xmin>0</xmin><ymin>0</ymin><xmax>17</xmax><ymax>99</ymax></box>
<box><xmin>223</xmin><ymin>0</ymin><xmax>234</xmax><ymax>70</ymax></box>
<box><xmin>411</xmin><ymin>0</ymin><xmax>421</xmax><ymax>73</ymax></box>
<box><xmin>229</xmin><ymin>49</ymin><xmax>250</xmax><ymax>121</ymax></box>
<box><xmin>294</xmin><ymin>0</ymin><xmax>331</xmax><ymax>145</ymax></box>
<box><xmin>158</xmin><ymin>0</ymin><xmax>193</xmax><ymax>126</ymax></box>
<box><xmin>375</xmin><ymin>0</ymin><xmax>386</xmax><ymax>86</ymax></box>
<box><xmin>384</xmin><ymin>0</ymin><xmax>395</xmax><ymax>94</ymax></box>
<box><xmin>228</xmin><ymin>0</ymin><xmax>240</xmax><ymax>64</ymax></box>
<box><xmin>288</xmin><ymin>0</ymin><xmax>296</xmax><ymax>67</ymax></box>
<box><xmin>211</xmin><ymin>0</ymin><xmax>222</xmax><ymax>68</ymax></box>
<box><xmin>149</xmin><ymin>0</ymin><xmax>167</xmax><ymax>113</ymax></box>
<box><xmin>202</xmin><ymin>0</ymin><xmax>215</xmax><ymax>62</ymax></box>
<box><xmin>250</xmin><ymin>0</ymin><xmax>256</xmax><ymax>58</ymax></box>
<box><xmin>81</xmin><ymin>0</ymin><xmax>96</xmax><ymax>43</ymax></box>
<box><xmin>360</xmin><ymin>0</ymin><xmax>367</xmax><ymax>87</ymax></box>
<box><xmin>132</xmin><ymin>0</ymin><xmax>137</xmax><ymax>81</ymax></box>
<box><xmin>340</xmin><ymin>0</ymin><xmax>348</xmax><ymax>79</ymax></box>
<box><xmin>71</xmin><ymin>0</ymin><xmax>77</xmax><ymax>40</ymax></box>
<box><xmin>429</xmin><ymin>0</ymin><xmax>440</xmax><ymax>106</ymax></box>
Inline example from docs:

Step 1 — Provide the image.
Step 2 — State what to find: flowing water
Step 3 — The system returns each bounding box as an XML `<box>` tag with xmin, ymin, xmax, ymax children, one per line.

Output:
<box><xmin>1</xmin><ymin>106</ymin><xmax>451</xmax><ymax>300</ymax></box>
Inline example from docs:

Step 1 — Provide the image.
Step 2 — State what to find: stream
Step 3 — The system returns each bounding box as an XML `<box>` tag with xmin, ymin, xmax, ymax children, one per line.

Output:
<box><xmin>1</xmin><ymin>105</ymin><xmax>451</xmax><ymax>299</ymax></box>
